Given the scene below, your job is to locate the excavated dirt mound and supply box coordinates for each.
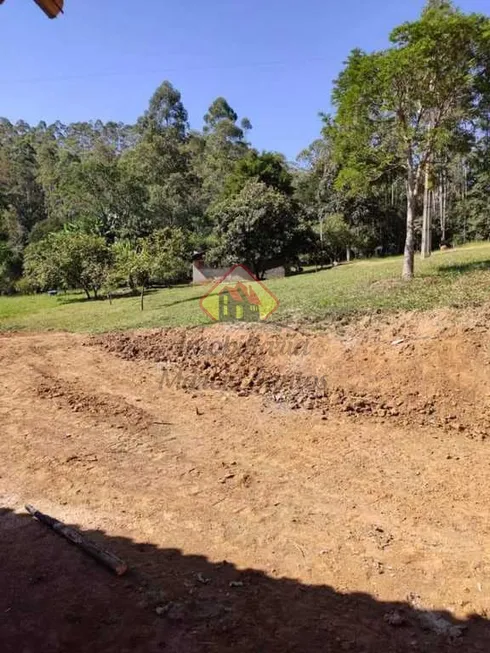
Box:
[94,310,490,440]
[94,327,328,410]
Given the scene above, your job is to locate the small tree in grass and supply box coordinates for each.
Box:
[111,239,154,310]
[149,227,190,285]
[111,228,190,310]
[321,214,356,264]
[24,231,111,299]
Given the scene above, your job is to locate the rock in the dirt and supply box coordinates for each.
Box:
[193,600,231,621]
[407,593,466,639]
[384,610,405,627]
[196,572,211,585]
[166,602,187,621]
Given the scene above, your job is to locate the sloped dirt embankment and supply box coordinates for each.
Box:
[94,309,490,440]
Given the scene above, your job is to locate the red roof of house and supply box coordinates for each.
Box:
[218,282,261,306]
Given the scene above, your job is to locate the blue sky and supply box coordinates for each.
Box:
[2,0,489,158]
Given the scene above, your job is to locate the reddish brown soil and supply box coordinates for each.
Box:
[1,315,490,652]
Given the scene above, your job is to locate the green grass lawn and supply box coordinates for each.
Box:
[2,242,490,333]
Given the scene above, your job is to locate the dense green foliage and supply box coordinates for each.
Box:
[107,228,190,309]
[24,231,111,299]
[208,181,307,278]
[0,81,309,295]
[1,1,490,295]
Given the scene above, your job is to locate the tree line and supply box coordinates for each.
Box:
[1,0,490,297]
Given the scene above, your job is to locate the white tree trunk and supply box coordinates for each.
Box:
[403,179,417,279]
[421,164,432,259]
[441,175,447,243]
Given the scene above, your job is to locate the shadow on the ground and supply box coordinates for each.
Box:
[284,264,341,278]
[0,507,488,653]
[435,259,490,276]
[56,288,202,310]
[56,289,161,306]
[158,294,202,309]
[284,267,322,277]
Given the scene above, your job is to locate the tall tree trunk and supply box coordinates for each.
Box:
[140,286,145,311]
[319,216,324,268]
[439,181,444,243]
[402,177,417,280]
[441,172,447,241]
[346,247,351,262]
[421,164,432,259]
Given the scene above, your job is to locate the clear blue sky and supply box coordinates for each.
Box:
[1,0,488,159]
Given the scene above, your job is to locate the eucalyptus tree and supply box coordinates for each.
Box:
[332,2,490,277]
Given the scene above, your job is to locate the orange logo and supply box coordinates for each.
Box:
[200,264,279,322]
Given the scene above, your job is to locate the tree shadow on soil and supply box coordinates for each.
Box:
[1,507,488,653]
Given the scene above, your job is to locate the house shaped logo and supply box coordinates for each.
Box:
[200,264,279,322]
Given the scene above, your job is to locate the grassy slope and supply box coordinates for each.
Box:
[1,243,490,333]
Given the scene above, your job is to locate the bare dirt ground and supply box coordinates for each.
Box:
[1,311,490,652]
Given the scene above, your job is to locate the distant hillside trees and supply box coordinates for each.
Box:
[2,0,490,294]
